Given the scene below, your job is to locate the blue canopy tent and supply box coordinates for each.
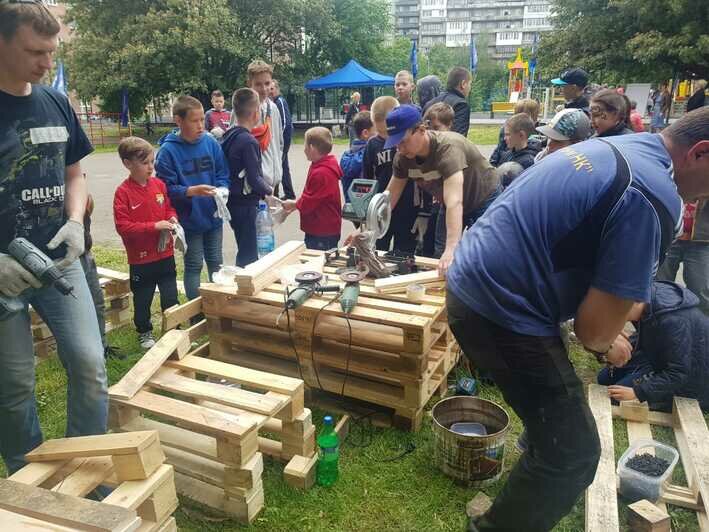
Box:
[305,59,394,90]
[296,60,394,126]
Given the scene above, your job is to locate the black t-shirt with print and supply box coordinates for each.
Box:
[0,85,93,257]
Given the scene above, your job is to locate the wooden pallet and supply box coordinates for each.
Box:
[108,329,317,522]
[32,269,133,359]
[586,385,709,532]
[5,431,177,531]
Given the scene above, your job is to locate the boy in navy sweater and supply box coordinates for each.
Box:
[222,88,273,266]
[340,111,374,203]
[155,95,230,300]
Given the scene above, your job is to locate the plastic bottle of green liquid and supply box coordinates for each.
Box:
[316,415,339,486]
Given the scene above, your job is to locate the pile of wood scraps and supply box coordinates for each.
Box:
[33,268,133,359]
[107,327,317,523]
[586,385,709,532]
[4,430,177,531]
[234,241,306,296]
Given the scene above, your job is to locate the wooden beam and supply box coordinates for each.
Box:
[627,499,670,532]
[103,464,174,511]
[0,479,140,532]
[96,267,130,282]
[109,329,190,400]
[611,406,675,428]
[8,460,69,486]
[673,397,709,511]
[586,384,620,532]
[161,298,203,332]
[234,241,306,295]
[51,456,114,497]
[25,431,158,462]
[373,270,443,293]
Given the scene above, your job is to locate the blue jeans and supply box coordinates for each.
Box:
[305,234,340,251]
[229,205,258,268]
[597,350,652,388]
[656,240,709,315]
[0,261,107,473]
[184,225,223,300]
[434,186,502,257]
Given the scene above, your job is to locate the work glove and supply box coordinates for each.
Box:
[173,223,188,254]
[157,229,171,252]
[210,127,225,139]
[213,187,231,222]
[0,253,42,297]
[47,219,85,270]
[410,215,430,244]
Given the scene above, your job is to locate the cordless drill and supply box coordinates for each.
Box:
[0,238,75,321]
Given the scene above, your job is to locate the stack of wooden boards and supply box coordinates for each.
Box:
[33,267,132,359]
[195,244,459,431]
[586,385,709,532]
[2,431,177,531]
[107,327,317,523]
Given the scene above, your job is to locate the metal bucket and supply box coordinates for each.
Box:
[432,396,510,487]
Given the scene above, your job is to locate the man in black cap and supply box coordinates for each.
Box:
[552,67,590,115]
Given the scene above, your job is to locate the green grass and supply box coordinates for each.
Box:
[6,245,707,531]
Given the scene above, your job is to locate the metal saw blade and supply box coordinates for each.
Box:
[366,190,391,240]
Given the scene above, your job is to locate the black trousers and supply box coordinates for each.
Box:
[129,256,179,334]
[447,291,601,532]
[229,204,258,267]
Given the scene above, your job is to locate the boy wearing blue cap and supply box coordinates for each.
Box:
[551,67,590,115]
[378,104,499,275]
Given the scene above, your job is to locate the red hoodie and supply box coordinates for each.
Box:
[296,154,343,237]
[114,177,177,265]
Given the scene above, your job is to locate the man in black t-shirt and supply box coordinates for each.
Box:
[0,2,107,473]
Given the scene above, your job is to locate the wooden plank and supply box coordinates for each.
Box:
[283,454,318,490]
[661,484,703,511]
[627,499,670,532]
[0,479,140,532]
[673,397,709,508]
[113,390,257,441]
[0,506,114,532]
[586,384,620,532]
[103,464,174,511]
[112,438,166,482]
[165,354,303,396]
[185,319,207,342]
[96,267,131,282]
[612,406,675,428]
[8,460,69,486]
[234,241,306,295]
[51,456,114,497]
[161,297,203,331]
[373,270,443,293]
[620,400,650,423]
[147,367,284,418]
[136,476,178,525]
[109,330,191,400]
[26,431,158,462]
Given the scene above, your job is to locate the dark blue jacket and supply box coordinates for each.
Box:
[340,139,367,202]
[632,281,709,411]
[221,126,273,207]
[273,95,293,141]
[155,130,229,233]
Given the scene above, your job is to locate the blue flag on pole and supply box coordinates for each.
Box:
[470,37,478,73]
[410,39,418,79]
[120,88,130,127]
[529,33,539,81]
[51,61,67,95]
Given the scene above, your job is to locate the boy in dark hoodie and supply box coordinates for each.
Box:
[496,113,540,187]
[340,111,374,203]
[363,97,419,254]
[221,88,273,267]
[282,127,342,250]
[598,281,709,412]
[155,95,230,300]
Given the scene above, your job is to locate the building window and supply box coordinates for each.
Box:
[44,0,58,5]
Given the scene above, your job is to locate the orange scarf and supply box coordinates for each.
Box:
[251,105,272,152]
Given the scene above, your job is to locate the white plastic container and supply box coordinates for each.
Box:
[617,438,679,503]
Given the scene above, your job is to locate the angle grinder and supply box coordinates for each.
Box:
[285,271,340,310]
[338,266,369,314]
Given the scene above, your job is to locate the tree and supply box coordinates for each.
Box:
[538,0,709,84]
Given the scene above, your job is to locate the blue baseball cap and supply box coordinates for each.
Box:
[384,105,422,149]
[551,68,589,87]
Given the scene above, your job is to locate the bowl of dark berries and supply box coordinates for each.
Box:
[617,439,679,503]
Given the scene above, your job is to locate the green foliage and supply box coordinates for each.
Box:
[538,0,709,84]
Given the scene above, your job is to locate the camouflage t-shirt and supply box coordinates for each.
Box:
[0,85,93,256]
[393,131,498,215]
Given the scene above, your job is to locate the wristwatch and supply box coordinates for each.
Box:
[585,344,612,364]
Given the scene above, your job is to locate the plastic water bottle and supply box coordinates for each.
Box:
[316,415,339,487]
[255,200,275,259]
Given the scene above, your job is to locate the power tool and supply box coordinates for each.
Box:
[0,238,76,321]
[285,271,340,310]
[342,179,391,250]
[338,266,369,314]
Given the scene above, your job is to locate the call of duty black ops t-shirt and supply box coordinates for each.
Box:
[0,84,93,258]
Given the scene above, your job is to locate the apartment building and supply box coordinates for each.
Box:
[394,0,552,62]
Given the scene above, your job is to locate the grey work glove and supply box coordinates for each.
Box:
[158,229,171,252]
[410,215,430,244]
[47,219,85,270]
[173,223,187,254]
[213,187,231,222]
[0,253,42,297]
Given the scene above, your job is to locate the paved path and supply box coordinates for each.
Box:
[84,143,494,264]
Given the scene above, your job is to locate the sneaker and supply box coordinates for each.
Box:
[138,332,156,349]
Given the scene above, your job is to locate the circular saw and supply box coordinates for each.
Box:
[342,178,391,244]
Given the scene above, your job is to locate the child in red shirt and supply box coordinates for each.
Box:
[114,137,179,349]
[283,127,343,250]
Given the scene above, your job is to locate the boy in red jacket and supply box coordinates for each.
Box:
[283,127,343,250]
[114,137,180,349]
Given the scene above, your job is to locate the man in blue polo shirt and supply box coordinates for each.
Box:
[449,108,709,532]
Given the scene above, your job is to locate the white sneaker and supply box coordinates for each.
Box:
[139,332,156,349]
